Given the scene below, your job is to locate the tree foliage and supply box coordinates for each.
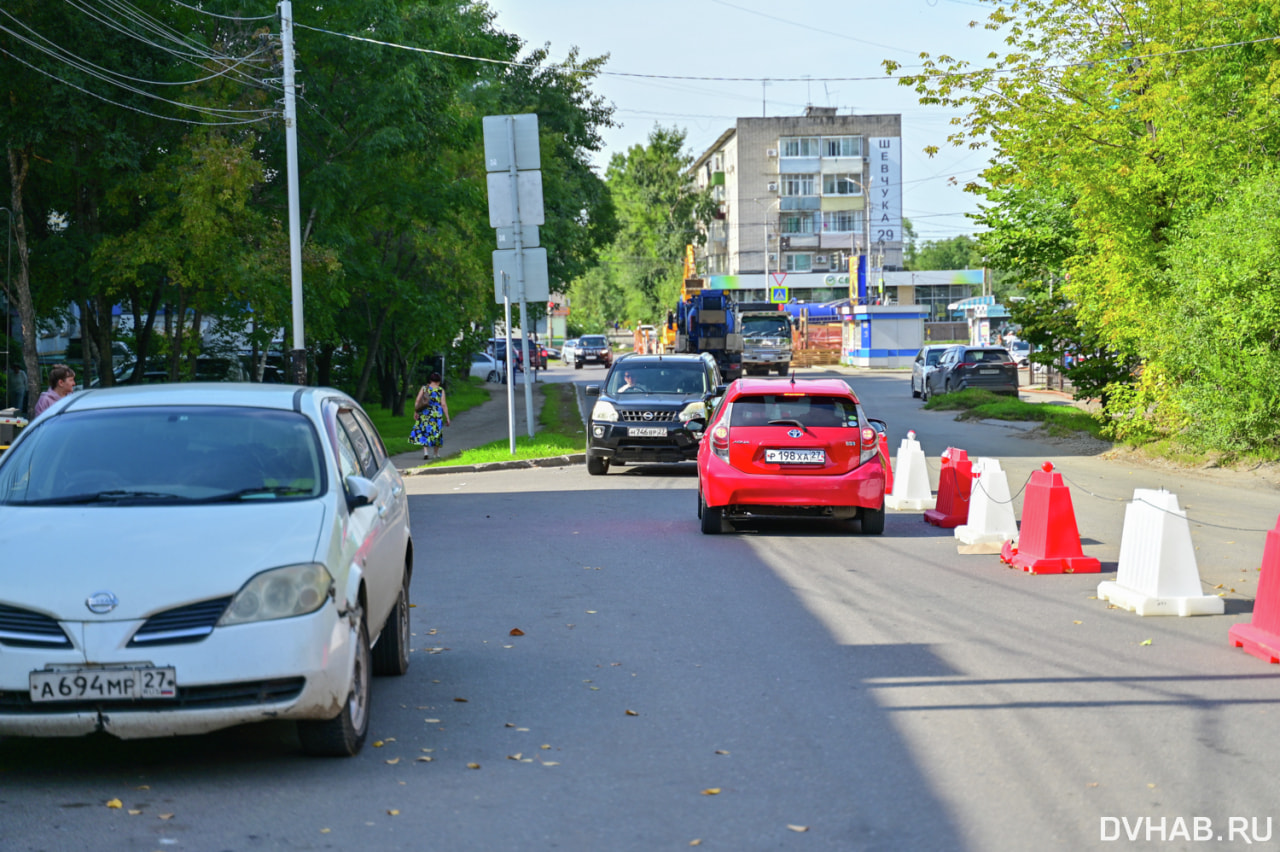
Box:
[891,0,1280,450]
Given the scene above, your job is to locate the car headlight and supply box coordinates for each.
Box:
[678,401,707,422]
[591,400,619,422]
[218,563,334,626]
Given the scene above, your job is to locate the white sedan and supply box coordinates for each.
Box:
[0,383,413,756]
[561,339,579,364]
[469,351,502,382]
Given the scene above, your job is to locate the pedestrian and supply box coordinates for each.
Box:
[410,372,451,461]
[33,364,75,418]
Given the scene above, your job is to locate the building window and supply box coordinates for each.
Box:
[782,174,816,196]
[781,213,816,234]
[824,136,862,158]
[785,254,812,272]
[822,174,863,196]
[780,137,821,157]
[822,210,863,233]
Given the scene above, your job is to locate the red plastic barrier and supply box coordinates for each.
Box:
[924,448,972,529]
[1229,517,1280,664]
[1000,462,1100,574]
[878,432,894,497]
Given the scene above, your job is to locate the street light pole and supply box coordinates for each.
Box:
[0,207,11,408]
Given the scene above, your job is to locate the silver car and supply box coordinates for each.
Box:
[911,345,952,399]
[0,383,412,756]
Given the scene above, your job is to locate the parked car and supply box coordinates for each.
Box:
[561,339,579,364]
[1008,340,1032,367]
[911,345,952,399]
[923,345,1019,401]
[574,334,613,369]
[0,383,413,756]
[697,377,887,535]
[469,352,502,383]
[487,338,547,371]
[584,353,721,475]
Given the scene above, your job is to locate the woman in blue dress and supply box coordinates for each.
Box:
[410,373,451,460]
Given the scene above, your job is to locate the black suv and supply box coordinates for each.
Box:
[584,353,722,475]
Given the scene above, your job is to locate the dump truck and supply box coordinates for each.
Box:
[666,282,742,381]
[735,301,794,376]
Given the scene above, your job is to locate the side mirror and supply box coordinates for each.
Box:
[686,417,706,434]
[585,385,601,397]
[345,475,380,512]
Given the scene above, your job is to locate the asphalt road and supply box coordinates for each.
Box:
[3,368,1278,852]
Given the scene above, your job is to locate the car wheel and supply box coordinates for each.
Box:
[587,454,609,475]
[697,488,702,519]
[298,613,371,757]
[574,362,583,370]
[911,377,921,399]
[776,364,788,376]
[371,570,411,677]
[486,370,500,383]
[860,503,886,535]
[921,382,930,403]
[700,493,725,535]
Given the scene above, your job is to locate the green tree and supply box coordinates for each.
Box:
[892,0,1280,447]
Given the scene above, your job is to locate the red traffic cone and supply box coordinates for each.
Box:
[1001,462,1100,574]
[1229,517,1280,664]
[924,448,972,529]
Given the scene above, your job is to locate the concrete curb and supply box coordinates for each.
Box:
[400,453,585,476]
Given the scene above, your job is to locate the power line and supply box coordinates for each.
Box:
[165,0,277,21]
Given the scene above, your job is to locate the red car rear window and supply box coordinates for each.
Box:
[728,394,859,429]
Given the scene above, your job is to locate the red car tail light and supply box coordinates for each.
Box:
[860,426,877,448]
[711,424,730,461]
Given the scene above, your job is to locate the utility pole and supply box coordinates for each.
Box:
[279,0,306,385]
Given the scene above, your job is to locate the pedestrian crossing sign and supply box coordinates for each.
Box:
[769,286,789,303]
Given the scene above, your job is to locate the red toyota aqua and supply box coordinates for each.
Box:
[696,377,888,535]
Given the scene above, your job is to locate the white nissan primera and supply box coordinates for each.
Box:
[0,383,413,756]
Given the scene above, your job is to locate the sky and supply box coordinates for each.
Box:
[483,0,1007,244]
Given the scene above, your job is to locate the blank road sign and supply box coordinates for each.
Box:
[487,171,545,228]
[493,248,549,303]
[482,114,541,172]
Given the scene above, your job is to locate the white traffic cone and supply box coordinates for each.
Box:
[955,457,1019,552]
[885,431,936,511]
[1098,489,1224,616]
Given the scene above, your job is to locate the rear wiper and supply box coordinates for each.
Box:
[767,418,812,434]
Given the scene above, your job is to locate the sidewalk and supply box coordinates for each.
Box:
[389,382,567,476]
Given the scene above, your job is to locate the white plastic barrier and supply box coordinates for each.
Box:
[1097,489,1224,616]
[885,431,936,511]
[955,457,1019,547]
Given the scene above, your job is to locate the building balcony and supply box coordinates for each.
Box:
[780,196,820,211]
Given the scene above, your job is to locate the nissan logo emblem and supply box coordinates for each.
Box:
[86,591,119,614]
[643,411,655,421]
[788,429,803,438]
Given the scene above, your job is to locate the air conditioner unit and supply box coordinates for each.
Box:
[766,182,778,192]
[815,255,828,264]
[768,253,778,263]
[766,148,778,157]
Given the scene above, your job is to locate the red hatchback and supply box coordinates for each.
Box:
[696,378,888,535]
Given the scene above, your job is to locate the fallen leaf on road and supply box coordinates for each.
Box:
[158,813,174,820]
[105,799,122,809]
[136,786,149,791]
[128,810,141,816]
[416,756,433,762]
[625,709,638,716]
[424,718,441,723]
[385,758,400,765]
[701,788,721,796]
[787,825,809,833]
[1140,639,1152,646]
[1073,620,1082,625]
[454,697,468,703]
[715,750,730,755]
[541,744,551,750]
[387,809,400,816]
[509,628,525,636]
[320,828,331,833]
[508,754,523,761]
[541,761,560,766]
[690,840,702,846]
[373,740,385,747]
[467,763,481,770]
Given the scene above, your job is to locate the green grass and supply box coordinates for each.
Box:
[924,388,1106,439]
[431,381,584,466]
[363,377,492,456]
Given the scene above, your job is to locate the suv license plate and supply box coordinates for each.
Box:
[628,427,666,437]
[30,667,177,702]
[980,368,999,374]
[766,449,825,464]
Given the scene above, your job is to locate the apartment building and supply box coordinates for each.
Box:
[690,107,903,303]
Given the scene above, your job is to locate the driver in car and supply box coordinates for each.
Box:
[619,370,642,392]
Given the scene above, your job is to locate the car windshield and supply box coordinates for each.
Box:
[1010,341,1030,353]
[0,406,325,506]
[925,349,944,366]
[581,336,607,348]
[741,316,792,339]
[608,364,707,396]
[728,394,859,428]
